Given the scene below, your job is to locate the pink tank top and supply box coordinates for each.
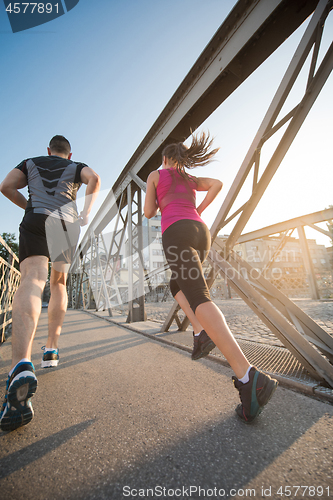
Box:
[156,168,204,233]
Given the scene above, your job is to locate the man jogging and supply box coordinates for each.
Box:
[0,135,100,432]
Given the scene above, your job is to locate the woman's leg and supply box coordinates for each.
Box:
[174,290,203,334]
[163,221,247,373]
[163,221,277,421]
[169,249,249,375]
[195,301,250,379]
[174,289,215,360]
[163,222,249,377]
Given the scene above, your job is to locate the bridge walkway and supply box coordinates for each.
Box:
[0,309,332,499]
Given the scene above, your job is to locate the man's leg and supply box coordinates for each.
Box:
[11,255,49,369]
[46,263,68,349]
[1,255,48,431]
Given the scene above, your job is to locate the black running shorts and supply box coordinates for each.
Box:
[19,211,80,265]
[162,219,212,313]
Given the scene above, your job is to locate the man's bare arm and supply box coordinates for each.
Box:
[0,169,28,210]
[79,166,101,226]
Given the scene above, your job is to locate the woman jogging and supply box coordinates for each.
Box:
[144,132,278,423]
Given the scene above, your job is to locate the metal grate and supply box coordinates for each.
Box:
[230,340,315,383]
[213,339,333,402]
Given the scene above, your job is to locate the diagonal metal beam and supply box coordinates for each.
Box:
[208,247,333,387]
[238,208,333,242]
[225,249,333,355]
[225,40,333,253]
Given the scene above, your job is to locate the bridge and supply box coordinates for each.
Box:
[1,0,333,390]
[67,0,333,388]
[1,0,333,494]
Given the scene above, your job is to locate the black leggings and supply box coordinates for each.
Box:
[162,219,212,313]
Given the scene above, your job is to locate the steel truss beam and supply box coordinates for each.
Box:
[164,0,332,326]
[94,193,128,315]
[238,208,333,242]
[208,246,333,388]
[211,0,332,246]
[261,229,295,275]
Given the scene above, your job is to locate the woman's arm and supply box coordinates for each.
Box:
[0,169,28,210]
[195,177,223,215]
[144,170,160,219]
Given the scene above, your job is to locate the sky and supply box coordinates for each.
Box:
[0,0,332,249]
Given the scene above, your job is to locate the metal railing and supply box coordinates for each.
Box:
[0,235,20,343]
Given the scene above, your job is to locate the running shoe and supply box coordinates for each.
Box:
[41,346,59,368]
[232,367,278,423]
[191,330,215,360]
[0,361,37,432]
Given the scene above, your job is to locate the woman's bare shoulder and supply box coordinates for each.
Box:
[147,170,160,180]
[147,169,160,186]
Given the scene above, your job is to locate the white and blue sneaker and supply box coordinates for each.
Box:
[0,361,37,432]
[41,346,59,368]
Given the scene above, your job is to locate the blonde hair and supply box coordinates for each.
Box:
[162,131,219,181]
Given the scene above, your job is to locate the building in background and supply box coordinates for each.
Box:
[225,235,332,298]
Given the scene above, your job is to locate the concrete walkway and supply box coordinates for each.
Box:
[0,309,332,500]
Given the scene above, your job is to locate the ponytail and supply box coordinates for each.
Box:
[162,131,219,181]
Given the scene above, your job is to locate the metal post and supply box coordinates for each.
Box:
[127,183,134,322]
[136,188,146,321]
[297,226,320,300]
[88,233,94,309]
[95,234,113,314]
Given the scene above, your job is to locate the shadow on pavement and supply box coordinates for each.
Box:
[0,419,96,479]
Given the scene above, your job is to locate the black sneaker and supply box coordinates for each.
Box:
[232,367,278,423]
[0,361,37,432]
[191,330,215,360]
[41,346,59,368]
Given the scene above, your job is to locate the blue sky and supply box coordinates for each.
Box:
[0,0,332,248]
